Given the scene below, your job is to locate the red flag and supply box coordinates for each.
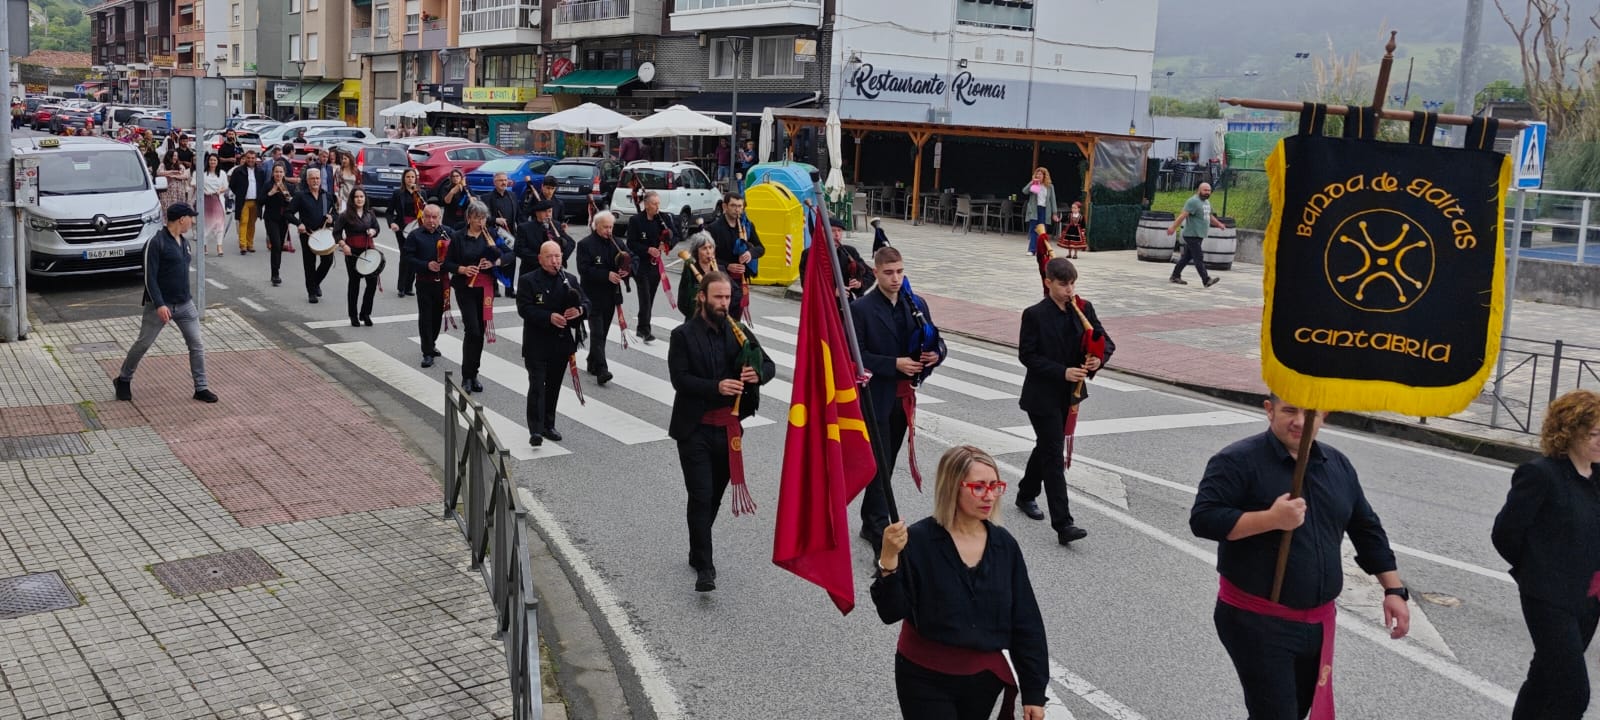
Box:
[772,209,877,615]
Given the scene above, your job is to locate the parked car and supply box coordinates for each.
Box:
[405,142,507,197]
[238,120,282,135]
[465,155,557,200]
[49,109,95,134]
[331,142,415,211]
[104,105,163,130]
[21,97,62,126]
[204,129,263,154]
[132,114,173,140]
[380,136,472,148]
[30,104,62,131]
[610,161,721,228]
[13,136,165,277]
[544,157,623,223]
[257,119,346,153]
[305,126,381,144]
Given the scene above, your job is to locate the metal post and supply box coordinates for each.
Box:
[1578,196,1590,266]
[444,372,458,518]
[1550,340,1564,405]
[297,64,305,121]
[1490,188,1527,427]
[728,36,748,190]
[0,1,20,342]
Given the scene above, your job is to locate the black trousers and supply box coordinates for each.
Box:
[860,397,908,536]
[587,299,616,374]
[263,217,288,280]
[1017,406,1075,529]
[300,235,334,294]
[524,350,565,435]
[415,281,445,356]
[1173,235,1212,283]
[677,425,731,572]
[1214,600,1323,720]
[455,285,487,381]
[635,267,659,338]
[1512,594,1600,720]
[894,654,1004,720]
[396,229,415,294]
[343,254,379,320]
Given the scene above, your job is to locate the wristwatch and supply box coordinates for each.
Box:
[1383,586,1410,601]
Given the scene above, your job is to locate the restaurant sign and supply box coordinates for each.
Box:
[847,62,1011,108]
[464,86,534,104]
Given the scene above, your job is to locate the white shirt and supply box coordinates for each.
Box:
[244,167,257,200]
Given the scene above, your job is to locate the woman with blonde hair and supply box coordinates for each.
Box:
[1021,167,1059,256]
[871,445,1047,720]
[1494,389,1600,720]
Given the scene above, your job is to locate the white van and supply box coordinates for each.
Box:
[15,136,167,277]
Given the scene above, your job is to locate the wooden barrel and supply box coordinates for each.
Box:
[1135,211,1176,262]
[1169,217,1238,270]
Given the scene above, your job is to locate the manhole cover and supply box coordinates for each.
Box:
[0,433,89,461]
[0,572,79,619]
[68,342,121,354]
[1420,592,1463,608]
[150,549,281,596]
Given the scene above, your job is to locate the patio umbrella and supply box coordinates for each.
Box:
[527,102,633,134]
[618,104,731,138]
[825,109,846,202]
[759,107,774,166]
[378,100,426,119]
[426,101,469,114]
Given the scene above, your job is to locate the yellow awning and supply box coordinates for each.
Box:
[338,79,361,100]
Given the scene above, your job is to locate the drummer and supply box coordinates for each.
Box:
[333,187,382,327]
[291,167,337,304]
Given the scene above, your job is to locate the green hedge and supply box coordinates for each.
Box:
[1088,204,1143,251]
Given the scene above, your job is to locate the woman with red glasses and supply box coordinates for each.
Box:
[871,445,1048,720]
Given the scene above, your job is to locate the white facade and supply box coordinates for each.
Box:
[830,0,1157,135]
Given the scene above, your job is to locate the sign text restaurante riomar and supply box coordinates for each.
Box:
[848,63,1008,107]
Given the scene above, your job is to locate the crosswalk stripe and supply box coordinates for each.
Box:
[308,312,420,329]
[428,335,669,445]
[1000,410,1261,440]
[324,341,558,460]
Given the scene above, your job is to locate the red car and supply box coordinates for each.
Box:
[404,142,508,197]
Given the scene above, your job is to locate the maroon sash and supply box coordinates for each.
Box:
[896,380,924,490]
[700,409,753,516]
[1218,576,1337,720]
[896,622,1018,718]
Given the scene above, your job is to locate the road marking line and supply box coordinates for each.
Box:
[324,342,553,460]
[1050,660,1148,720]
[238,297,267,312]
[308,312,419,329]
[1002,410,1259,439]
[205,278,229,290]
[429,335,668,445]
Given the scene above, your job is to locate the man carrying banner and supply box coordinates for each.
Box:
[668,271,775,592]
[1190,395,1410,719]
[1165,182,1224,288]
[851,246,945,552]
[517,240,589,447]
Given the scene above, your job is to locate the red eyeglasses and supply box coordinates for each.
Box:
[963,480,1008,498]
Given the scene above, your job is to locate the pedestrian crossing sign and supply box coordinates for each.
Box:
[1513,121,1547,189]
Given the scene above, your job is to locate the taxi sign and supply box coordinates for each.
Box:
[38,138,60,148]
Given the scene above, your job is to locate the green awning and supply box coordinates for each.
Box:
[543,70,639,96]
[279,82,339,108]
[175,43,194,53]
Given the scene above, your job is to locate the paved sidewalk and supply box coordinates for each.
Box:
[844,217,1600,454]
[0,309,535,719]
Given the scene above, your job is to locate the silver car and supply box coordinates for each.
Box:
[16,136,166,277]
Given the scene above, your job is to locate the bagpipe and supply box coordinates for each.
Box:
[732,217,756,324]
[610,233,633,350]
[657,225,677,310]
[491,227,517,291]
[1062,294,1108,468]
[560,272,588,406]
[1033,223,1053,294]
[898,278,940,387]
[438,233,458,331]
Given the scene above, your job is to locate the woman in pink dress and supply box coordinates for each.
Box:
[199,154,230,256]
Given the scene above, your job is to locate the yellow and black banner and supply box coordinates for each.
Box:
[1262,105,1511,416]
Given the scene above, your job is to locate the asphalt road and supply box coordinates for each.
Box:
[28,217,1596,720]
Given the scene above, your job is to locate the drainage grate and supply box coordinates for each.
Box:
[0,433,90,461]
[0,572,80,619]
[150,549,281,596]
[68,342,121,354]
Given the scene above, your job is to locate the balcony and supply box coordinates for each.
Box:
[351,25,372,53]
[458,0,540,48]
[402,18,448,49]
[553,0,662,40]
[670,0,817,32]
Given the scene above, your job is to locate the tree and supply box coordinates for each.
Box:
[1475,79,1528,107]
[1148,96,1222,119]
[1492,0,1600,140]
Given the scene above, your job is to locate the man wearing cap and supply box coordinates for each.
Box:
[799,217,871,300]
[114,203,218,404]
[515,200,574,284]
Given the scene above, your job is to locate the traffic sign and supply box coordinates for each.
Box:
[1513,121,1547,190]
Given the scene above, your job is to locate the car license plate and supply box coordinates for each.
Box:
[83,248,125,260]
[563,186,582,193]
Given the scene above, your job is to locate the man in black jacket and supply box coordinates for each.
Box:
[626,190,677,344]
[228,150,267,254]
[1015,258,1113,545]
[291,166,337,303]
[668,271,775,592]
[801,217,871,299]
[703,192,764,318]
[522,175,566,226]
[850,246,945,551]
[517,240,590,447]
[403,204,452,367]
[486,172,521,237]
[575,211,629,386]
[516,200,574,277]
[114,203,218,404]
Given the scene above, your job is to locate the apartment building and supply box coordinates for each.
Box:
[351,0,463,125]
[89,0,176,106]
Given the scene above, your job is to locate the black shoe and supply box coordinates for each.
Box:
[640,332,656,344]
[1057,525,1088,545]
[193,389,219,403]
[858,525,883,554]
[542,429,563,442]
[362,317,373,327]
[596,371,613,387]
[529,434,543,447]
[350,318,361,327]
[315,288,323,298]
[309,295,319,304]
[113,378,132,402]
[271,277,282,286]
[1203,277,1221,288]
[695,568,716,592]
[466,378,485,393]
[1015,499,1045,521]
[1169,277,1189,285]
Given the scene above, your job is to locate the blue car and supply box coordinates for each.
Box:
[466,155,557,200]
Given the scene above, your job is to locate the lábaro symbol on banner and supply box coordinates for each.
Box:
[1326,210,1433,312]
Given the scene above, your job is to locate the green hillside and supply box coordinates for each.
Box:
[26,0,97,54]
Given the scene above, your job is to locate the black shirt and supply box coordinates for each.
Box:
[516,268,589,357]
[141,227,192,308]
[626,210,677,277]
[1017,297,1114,414]
[486,189,520,234]
[403,224,451,282]
[443,229,502,291]
[665,313,774,440]
[1493,456,1600,610]
[1190,431,1398,609]
[869,517,1048,706]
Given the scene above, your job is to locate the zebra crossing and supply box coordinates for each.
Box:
[314,312,1156,461]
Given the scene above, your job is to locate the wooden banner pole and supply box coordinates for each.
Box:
[1371,31,1398,110]
[1269,410,1321,603]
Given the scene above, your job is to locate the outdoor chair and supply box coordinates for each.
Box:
[851,192,870,231]
[952,195,975,233]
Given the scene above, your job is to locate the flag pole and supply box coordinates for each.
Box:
[811,192,899,523]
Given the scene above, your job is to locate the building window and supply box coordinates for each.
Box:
[708,38,736,80]
[956,0,1033,31]
[480,53,538,87]
[289,33,301,61]
[232,43,241,65]
[405,0,419,32]
[583,48,633,71]
[754,36,800,79]
[307,33,318,60]
[974,47,982,61]
[374,5,390,35]
[374,71,399,98]
[461,0,540,33]
[309,0,318,10]
[231,2,240,24]
[446,52,467,81]
[1054,53,1062,66]
[1014,50,1023,63]
[289,0,300,12]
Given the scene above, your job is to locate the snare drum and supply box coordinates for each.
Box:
[355,249,385,276]
[308,229,337,256]
[402,220,420,237]
[497,228,515,249]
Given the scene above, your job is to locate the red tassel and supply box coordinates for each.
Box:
[729,481,757,517]
[1589,571,1600,600]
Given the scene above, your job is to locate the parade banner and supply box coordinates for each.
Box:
[1261,106,1511,417]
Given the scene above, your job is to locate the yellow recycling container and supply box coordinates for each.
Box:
[743,180,806,286]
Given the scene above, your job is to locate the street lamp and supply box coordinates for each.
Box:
[726,35,750,187]
[436,48,452,113]
[292,59,306,120]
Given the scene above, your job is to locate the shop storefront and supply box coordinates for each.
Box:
[338,80,361,124]
[225,78,257,117]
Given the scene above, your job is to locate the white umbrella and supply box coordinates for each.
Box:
[424,101,469,114]
[758,107,774,167]
[527,102,634,134]
[825,109,846,202]
[378,100,426,119]
[618,104,731,138]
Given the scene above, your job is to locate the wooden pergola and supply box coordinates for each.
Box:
[768,110,1151,221]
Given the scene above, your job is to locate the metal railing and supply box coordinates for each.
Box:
[1436,336,1600,435]
[1514,188,1597,266]
[443,372,543,720]
[557,0,628,22]
[675,0,817,8]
